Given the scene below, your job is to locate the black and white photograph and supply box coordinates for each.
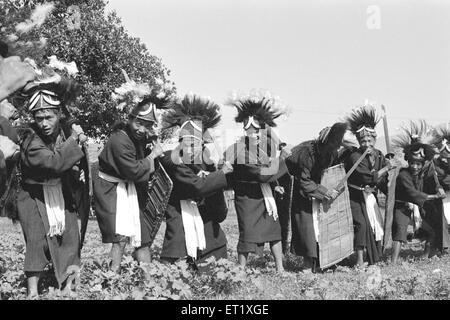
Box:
[0,0,450,306]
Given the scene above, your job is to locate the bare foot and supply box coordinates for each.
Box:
[300,268,313,275]
[62,266,80,295]
[27,291,39,300]
[275,266,285,274]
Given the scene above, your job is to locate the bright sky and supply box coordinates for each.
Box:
[107,0,450,149]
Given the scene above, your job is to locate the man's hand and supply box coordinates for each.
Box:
[0,56,37,101]
[150,140,164,159]
[387,158,401,170]
[274,185,285,195]
[71,124,85,142]
[437,188,447,199]
[325,188,340,201]
[426,194,441,201]
[0,135,19,160]
[280,146,292,160]
[197,170,210,178]
[220,161,233,175]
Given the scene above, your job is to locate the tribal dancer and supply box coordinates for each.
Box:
[159,94,232,270]
[226,96,288,272]
[345,106,397,267]
[391,122,446,263]
[18,80,86,297]
[426,123,450,254]
[285,123,348,272]
[94,93,166,272]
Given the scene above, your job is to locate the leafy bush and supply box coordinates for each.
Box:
[78,257,193,300]
[0,0,176,138]
[192,257,258,296]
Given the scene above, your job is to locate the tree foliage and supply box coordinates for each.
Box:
[0,0,176,138]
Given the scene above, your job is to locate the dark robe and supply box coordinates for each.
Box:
[285,140,336,259]
[93,123,155,245]
[18,123,84,287]
[422,159,450,250]
[159,150,228,264]
[344,148,388,265]
[274,172,294,254]
[435,157,450,190]
[393,168,433,243]
[0,116,19,218]
[228,141,287,254]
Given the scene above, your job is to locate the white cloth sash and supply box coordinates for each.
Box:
[312,198,320,242]
[363,191,384,241]
[260,183,278,221]
[443,191,450,225]
[180,199,206,259]
[42,178,66,237]
[99,171,141,247]
[411,203,422,231]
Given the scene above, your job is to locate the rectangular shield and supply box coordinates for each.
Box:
[142,161,173,247]
[316,163,354,269]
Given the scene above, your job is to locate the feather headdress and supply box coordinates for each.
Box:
[432,122,450,154]
[392,120,436,161]
[163,94,221,141]
[128,89,171,124]
[226,89,288,128]
[20,73,81,112]
[345,105,380,138]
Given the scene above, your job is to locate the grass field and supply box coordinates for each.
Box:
[1,204,450,300]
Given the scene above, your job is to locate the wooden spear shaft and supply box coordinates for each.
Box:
[381,104,399,252]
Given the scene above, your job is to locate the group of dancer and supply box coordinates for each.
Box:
[1,49,449,299]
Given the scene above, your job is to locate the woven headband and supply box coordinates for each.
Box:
[28,90,61,112]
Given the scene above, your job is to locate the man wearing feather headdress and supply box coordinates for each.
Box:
[424,123,450,255]
[226,94,289,272]
[94,92,166,272]
[17,78,87,298]
[344,105,398,267]
[391,122,446,263]
[159,94,232,269]
[285,122,348,272]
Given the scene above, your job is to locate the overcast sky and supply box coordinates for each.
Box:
[107,0,450,148]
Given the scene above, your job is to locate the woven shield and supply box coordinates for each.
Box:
[315,163,354,269]
[142,161,173,246]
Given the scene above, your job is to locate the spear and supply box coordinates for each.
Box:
[381,104,399,252]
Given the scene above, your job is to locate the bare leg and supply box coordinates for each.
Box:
[270,241,284,272]
[422,242,431,259]
[356,247,365,267]
[110,241,127,273]
[391,241,401,264]
[26,272,40,298]
[421,221,436,258]
[134,246,152,280]
[238,253,248,267]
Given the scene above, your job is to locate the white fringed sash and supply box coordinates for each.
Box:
[180,199,206,259]
[42,178,65,237]
[443,191,450,225]
[363,192,384,241]
[260,183,278,221]
[99,171,141,247]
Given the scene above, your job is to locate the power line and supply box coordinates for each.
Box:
[289,108,447,122]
